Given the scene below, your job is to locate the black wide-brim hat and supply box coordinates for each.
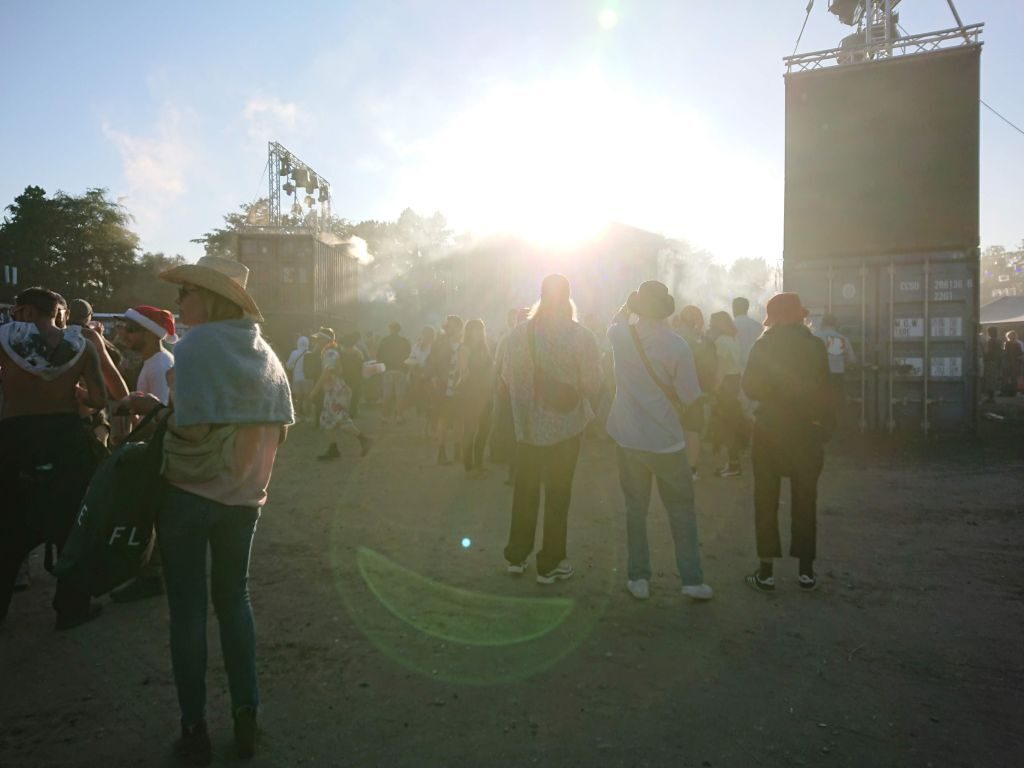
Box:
[628,280,675,320]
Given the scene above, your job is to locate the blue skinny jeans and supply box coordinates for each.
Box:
[158,487,260,725]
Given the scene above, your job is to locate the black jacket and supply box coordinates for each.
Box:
[743,324,834,436]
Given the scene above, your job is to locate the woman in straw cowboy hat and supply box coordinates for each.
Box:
[119,255,293,764]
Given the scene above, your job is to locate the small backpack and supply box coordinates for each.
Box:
[54,409,168,597]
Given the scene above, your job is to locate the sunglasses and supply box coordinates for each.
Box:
[177,285,202,301]
[122,321,144,334]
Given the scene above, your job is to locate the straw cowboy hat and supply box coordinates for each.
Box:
[160,256,264,322]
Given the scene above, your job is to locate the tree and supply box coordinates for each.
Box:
[0,186,140,305]
[107,252,187,311]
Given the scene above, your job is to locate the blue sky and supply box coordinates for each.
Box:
[1,1,1020,264]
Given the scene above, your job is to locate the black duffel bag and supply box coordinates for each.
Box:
[54,407,169,597]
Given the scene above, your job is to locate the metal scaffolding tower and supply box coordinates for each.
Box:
[267,141,332,228]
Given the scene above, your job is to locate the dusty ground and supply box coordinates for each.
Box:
[2,399,1022,768]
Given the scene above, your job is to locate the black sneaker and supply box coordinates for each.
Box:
[536,560,574,585]
[110,576,164,603]
[358,435,373,457]
[178,720,212,766]
[716,465,741,478]
[744,570,775,593]
[234,706,258,759]
[798,573,818,591]
[317,443,341,461]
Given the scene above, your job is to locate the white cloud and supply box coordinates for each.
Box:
[102,103,196,231]
[242,96,303,142]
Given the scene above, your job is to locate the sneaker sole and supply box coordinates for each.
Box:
[744,576,775,593]
[681,590,713,601]
[536,571,573,585]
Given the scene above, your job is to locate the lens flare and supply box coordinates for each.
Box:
[598,9,619,30]
[461,537,471,548]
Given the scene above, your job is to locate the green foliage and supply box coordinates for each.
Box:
[108,251,187,311]
[0,185,185,311]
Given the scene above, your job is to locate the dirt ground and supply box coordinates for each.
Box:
[2,399,1022,768]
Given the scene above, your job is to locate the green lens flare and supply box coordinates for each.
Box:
[357,547,574,646]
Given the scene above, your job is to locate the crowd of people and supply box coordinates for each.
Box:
[982,325,1024,402]
[2,262,842,765]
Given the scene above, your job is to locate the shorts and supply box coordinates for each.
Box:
[382,370,407,400]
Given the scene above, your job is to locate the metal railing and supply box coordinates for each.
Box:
[783,23,983,73]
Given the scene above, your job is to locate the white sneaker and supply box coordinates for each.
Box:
[681,584,714,601]
[536,560,574,585]
[627,579,650,600]
[507,561,528,575]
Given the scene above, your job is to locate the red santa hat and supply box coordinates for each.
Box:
[124,305,178,343]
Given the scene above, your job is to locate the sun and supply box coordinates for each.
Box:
[598,9,619,30]
[401,72,774,263]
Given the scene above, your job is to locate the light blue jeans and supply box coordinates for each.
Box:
[158,487,260,725]
[616,446,704,587]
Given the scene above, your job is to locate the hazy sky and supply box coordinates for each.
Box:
[1,1,1020,264]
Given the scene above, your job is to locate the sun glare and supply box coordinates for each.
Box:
[598,9,619,30]
[396,73,777,262]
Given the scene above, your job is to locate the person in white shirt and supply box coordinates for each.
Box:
[732,296,763,370]
[607,281,713,602]
[814,315,857,407]
[123,305,177,405]
[110,304,177,604]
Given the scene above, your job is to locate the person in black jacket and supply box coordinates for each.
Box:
[742,293,834,592]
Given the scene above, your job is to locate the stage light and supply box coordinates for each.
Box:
[304,174,318,194]
[318,187,329,203]
[283,182,296,195]
[303,194,315,207]
[829,0,865,26]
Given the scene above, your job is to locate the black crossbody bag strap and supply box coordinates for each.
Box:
[629,325,684,411]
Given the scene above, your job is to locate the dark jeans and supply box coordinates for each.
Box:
[504,434,581,575]
[712,375,746,465]
[0,414,95,622]
[751,425,824,561]
[462,399,493,470]
[158,487,260,725]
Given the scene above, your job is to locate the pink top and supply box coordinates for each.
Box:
[171,425,281,508]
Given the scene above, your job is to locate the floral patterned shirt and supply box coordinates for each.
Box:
[499,319,601,446]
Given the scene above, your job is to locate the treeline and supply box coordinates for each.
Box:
[0,186,184,311]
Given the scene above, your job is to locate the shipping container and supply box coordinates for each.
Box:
[229,231,359,352]
[784,252,979,434]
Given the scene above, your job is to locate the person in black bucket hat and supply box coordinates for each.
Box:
[606,281,713,603]
[627,280,676,320]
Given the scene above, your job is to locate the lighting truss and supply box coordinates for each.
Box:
[267,140,332,228]
[784,23,983,73]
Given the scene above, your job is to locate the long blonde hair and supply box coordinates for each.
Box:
[529,274,577,324]
[200,287,245,322]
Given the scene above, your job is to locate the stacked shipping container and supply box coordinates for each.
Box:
[784,46,981,434]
